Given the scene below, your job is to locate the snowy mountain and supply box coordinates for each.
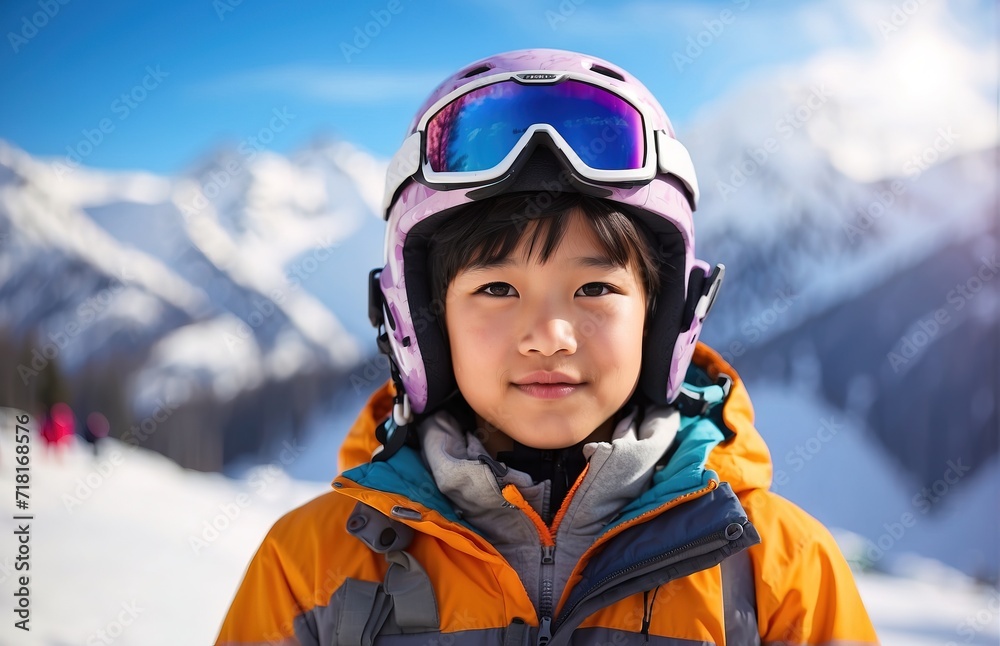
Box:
[0,137,385,470]
[683,50,998,499]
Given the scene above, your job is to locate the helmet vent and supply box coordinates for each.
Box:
[461,64,493,78]
[589,63,625,82]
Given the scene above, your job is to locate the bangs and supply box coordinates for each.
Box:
[428,193,662,313]
[465,200,639,272]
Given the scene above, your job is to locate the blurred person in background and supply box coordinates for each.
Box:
[41,401,75,454]
[84,411,110,455]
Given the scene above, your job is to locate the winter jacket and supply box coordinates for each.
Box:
[216,343,879,645]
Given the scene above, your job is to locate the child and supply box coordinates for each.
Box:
[217,49,878,645]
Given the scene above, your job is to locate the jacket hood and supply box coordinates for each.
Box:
[694,343,774,496]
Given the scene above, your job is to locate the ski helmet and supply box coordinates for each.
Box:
[370,49,723,427]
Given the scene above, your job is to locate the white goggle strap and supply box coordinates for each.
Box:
[655,131,699,210]
[382,132,422,220]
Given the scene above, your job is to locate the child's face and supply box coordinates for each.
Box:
[444,208,647,450]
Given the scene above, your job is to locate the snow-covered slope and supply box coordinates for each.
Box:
[747,379,999,582]
[0,139,375,401]
[1,408,997,646]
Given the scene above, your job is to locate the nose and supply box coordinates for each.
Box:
[518,312,578,357]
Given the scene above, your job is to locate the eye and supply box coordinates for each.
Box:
[577,283,613,297]
[477,282,518,297]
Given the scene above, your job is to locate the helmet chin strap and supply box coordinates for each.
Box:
[371,373,413,463]
[370,358,414,462]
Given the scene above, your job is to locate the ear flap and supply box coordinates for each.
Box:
[642,262,725,405]
[638,227,687,406]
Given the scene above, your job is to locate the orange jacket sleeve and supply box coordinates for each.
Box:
[747,490,880,644]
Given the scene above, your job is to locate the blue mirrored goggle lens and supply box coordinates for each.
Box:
[425,80,645,174]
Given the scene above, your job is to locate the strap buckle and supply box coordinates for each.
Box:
[676,373,733,417]
[694,263,725,323]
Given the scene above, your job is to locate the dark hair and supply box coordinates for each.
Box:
[427,193,661,317]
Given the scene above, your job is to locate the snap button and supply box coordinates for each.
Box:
[346,514,368,532]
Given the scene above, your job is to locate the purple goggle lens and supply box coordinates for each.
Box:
[425,79,646,174]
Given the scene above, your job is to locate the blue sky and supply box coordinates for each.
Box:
[0,0,994,174]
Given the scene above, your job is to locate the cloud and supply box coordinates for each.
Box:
[192,65,449,104]
[674,0,996,182]
[794,0,998,180]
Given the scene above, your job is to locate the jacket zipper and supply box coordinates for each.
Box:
[551,523,746,638]
[537,545,555,645]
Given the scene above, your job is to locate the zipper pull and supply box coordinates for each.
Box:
[540,545,555,565]
[536,616,552,646]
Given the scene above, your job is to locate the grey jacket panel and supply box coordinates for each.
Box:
[722,547,760,645]
[420,406,679,614]
[547,487,761,646]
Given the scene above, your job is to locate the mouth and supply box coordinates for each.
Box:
[512,372,583,399]
[514,383,581,399]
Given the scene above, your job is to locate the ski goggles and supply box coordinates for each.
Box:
[382,71,699,216]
